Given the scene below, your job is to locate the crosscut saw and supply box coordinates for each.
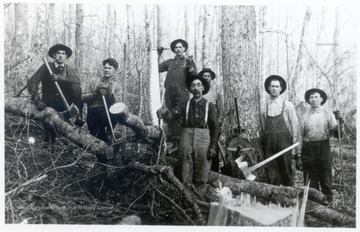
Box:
[149,48,163,126]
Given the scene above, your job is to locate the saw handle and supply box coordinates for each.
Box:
[43,58,71,111]
[250,142,299,172]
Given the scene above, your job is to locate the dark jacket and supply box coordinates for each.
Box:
[27,62,80,107]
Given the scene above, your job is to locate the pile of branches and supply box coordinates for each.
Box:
[4,114,214,225]
[4,97,356,227]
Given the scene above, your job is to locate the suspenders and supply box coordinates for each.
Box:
[185,99,209,127]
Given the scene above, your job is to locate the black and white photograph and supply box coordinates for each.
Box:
[1,0,358,230]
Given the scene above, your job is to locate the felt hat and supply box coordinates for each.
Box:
[102,58,119,69]
[199,68,216,80]
[170,39,188,52]
[48,44,72,59]
[186,75,210,95]
[264,75,287,95]
[304,88,327,105]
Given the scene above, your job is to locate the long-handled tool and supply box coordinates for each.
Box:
[102,95,117,143]
[14,85,28,97]
[237,142,299,181]
[43,58,79,118]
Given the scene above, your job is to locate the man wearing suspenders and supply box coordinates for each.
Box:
[179,75,220,195]
[157,75,220,195]
[260,75,300,186]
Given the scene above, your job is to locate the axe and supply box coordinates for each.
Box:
[236,142,299,181]
[102,95,117,143]
[43,58,79,119]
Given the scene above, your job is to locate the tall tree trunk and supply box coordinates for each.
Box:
[13,3,29,94]
[289,7,311,102]
[184,5,191,56]
[221,6,261,166]
[46,4,55,46]
[202,5,210,68]
[75,4,84,75]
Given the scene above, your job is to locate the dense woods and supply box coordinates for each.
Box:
[3,2,357,228]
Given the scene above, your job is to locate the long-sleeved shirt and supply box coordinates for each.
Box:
[296,107,338,153]
[27,62,80,104]
[182,97,220,150]
[159,55,197,90]
[260,97,299,145]
[82,76,123,108]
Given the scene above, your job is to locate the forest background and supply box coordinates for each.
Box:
[2,1,357,142]
[1,0,359,228]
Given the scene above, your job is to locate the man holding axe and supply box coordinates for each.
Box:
[296,88,344,204]
[260,75,301,186]
[82,58,122,148]
[27,44,84,144]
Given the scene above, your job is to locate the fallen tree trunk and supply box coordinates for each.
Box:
[5,96,114,159]
[163,156,354,227]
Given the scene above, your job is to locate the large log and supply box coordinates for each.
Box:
[5,96,114,159]
[164,157,354,227]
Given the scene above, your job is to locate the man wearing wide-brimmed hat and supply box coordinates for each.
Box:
[260,75,300,186]
[158,39,198,145]
[296,88,344,204]
[200,67,224,172]
[82,58,123,149]
[158,75,220,195]
[27,44,84,143]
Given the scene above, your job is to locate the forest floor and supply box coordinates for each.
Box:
[3,113,357,227]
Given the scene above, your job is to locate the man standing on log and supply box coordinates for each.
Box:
[27,44,84,144]
[82,58,122,148]
[158,39,198,147]
[158,75,220,195]
[260,75,301,186]
[200,68,224,172]
[296,88,344,204]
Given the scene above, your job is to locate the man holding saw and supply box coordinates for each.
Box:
[157,39,198,146]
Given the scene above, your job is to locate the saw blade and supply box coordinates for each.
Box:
[149,48,162,125]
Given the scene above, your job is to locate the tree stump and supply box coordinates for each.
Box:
[208,192,297,226]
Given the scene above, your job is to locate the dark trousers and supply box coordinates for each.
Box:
[164,85,189,141]
[302,140,333,202]
[43,83,82,144]
[87,106,114,144]
[263,133,293,186]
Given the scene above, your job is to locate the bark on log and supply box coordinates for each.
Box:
[110,102,161,141]
[165,155,326,204]
[5,96,114,159]
[164,156,354,227]
[306,201,355,227]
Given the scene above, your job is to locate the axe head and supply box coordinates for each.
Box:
[235,158,256,181]
[61,103,79,120]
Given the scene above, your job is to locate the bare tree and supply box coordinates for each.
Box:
[75,4,84,75]
[221,5,261,164]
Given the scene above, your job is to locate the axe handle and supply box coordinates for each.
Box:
[15,85,28,97]
[102,95,116,143]
[250,142,299,172]
[43,58,71,111]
